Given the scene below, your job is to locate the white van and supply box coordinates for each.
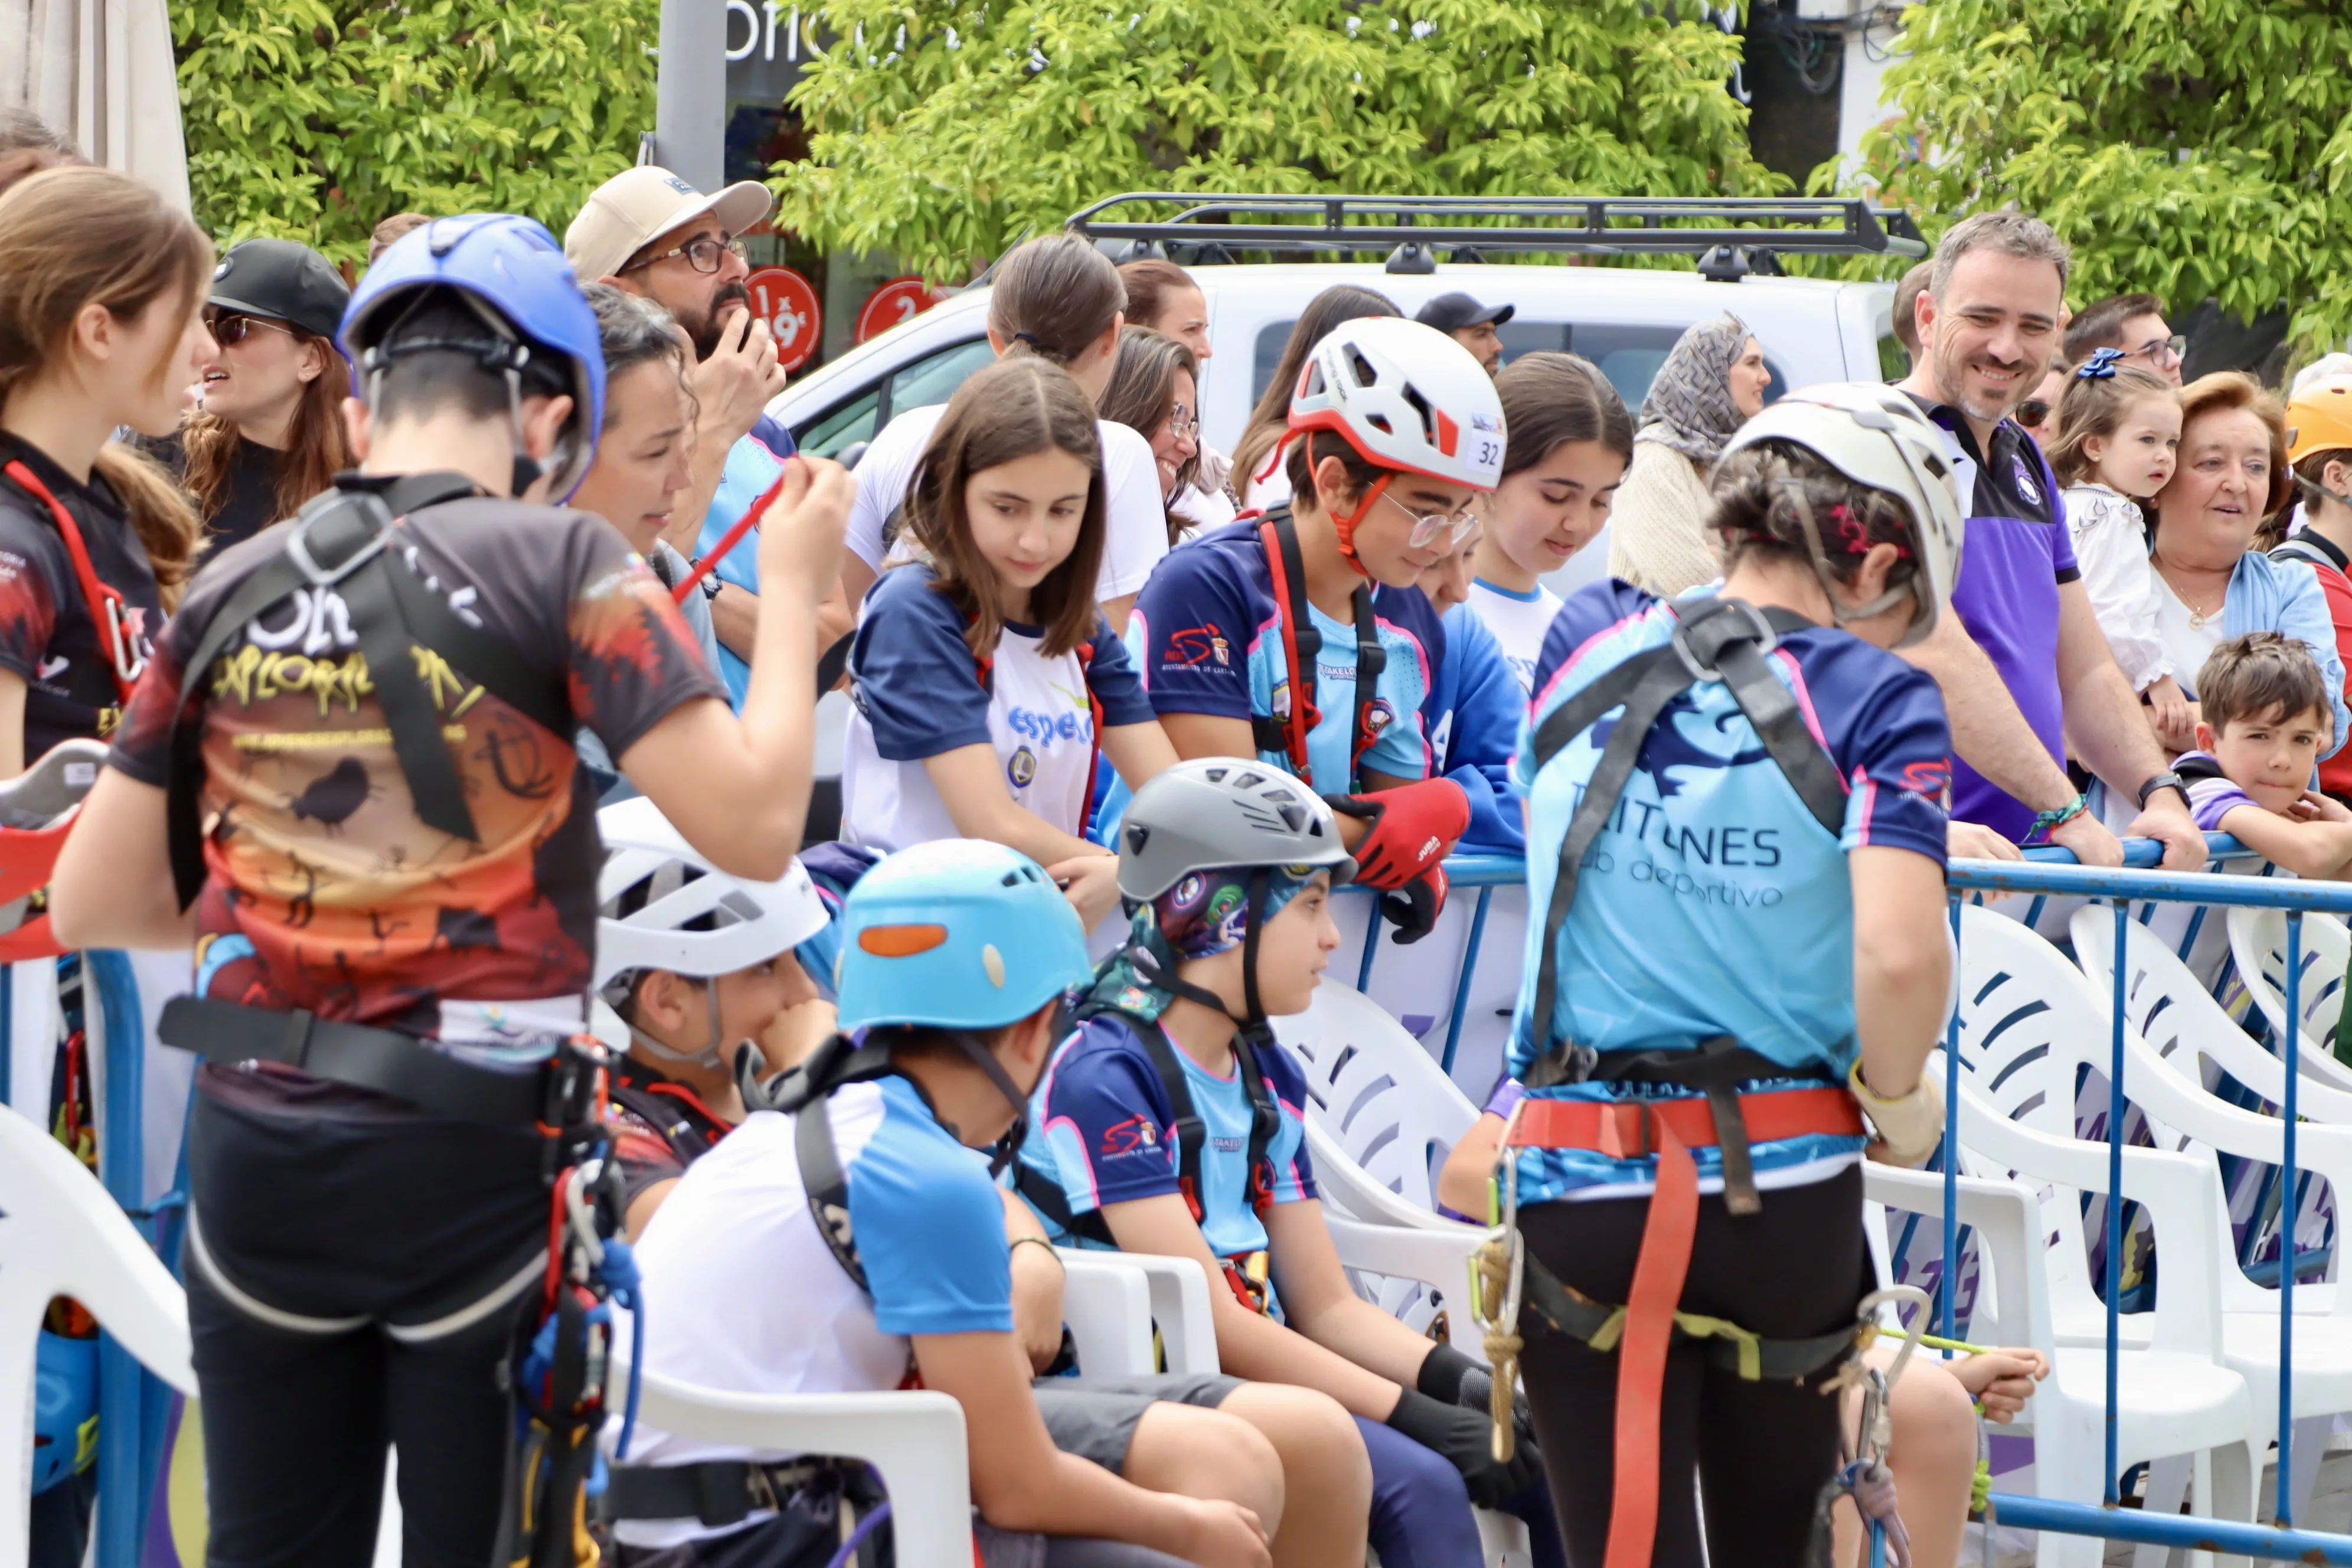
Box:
[769,194,1919,465]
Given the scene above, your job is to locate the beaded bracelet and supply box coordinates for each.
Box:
[2032,793,2088,833]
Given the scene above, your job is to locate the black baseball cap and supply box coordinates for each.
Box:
[1415,292,1515,333]
[208,238,352,345]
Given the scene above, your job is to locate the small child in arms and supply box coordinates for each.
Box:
[2174,631,2352,878]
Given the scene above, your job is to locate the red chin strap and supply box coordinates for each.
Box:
[1328,471,1393,582]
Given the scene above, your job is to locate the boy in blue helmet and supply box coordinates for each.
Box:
[1016,759,1563,1567]
[607,839,1279,1568]
[50,214,854,1567]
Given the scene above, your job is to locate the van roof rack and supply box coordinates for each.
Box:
[1066,192,1927,276]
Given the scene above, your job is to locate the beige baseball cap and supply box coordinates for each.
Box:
[564,165,776,282]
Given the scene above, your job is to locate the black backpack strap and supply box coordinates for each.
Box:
[1523,597,1845,1085]
[1012,1158,1116,1246]
[164,478,569,909]
[1231,1029,1284,1213]
[795,1092,869,1293]
[749,1031,917,1295]
[1133,1018,1212,1224]
[607,1080,718,1168]
[1344,581,1386,791]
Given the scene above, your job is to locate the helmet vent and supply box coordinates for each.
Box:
[1234,770,1266,789]
[1277,803,1308,832]
[1402,384,1438,446]
[1204,767,1228,783]
[1348,349,1380,388]
[1125,825,1150,854]
[1001,871,1023,887]
[1366,414,1394,435]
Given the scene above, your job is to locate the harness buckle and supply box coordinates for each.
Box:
[1670,598,1778,685]
[285,502,394,588]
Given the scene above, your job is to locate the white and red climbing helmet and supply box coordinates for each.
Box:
[1285,316,1505,566]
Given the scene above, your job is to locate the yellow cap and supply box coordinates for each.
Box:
[2286,376,2352,465]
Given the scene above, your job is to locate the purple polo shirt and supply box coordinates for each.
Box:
[1907,396,2077,841]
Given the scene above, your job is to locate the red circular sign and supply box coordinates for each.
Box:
[855,276,944,345]
[744,266,822,373]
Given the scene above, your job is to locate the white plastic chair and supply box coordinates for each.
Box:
[1947,907,2262,1557]
[2225,907,2352,1091]
[0,1106,195,1562]
[610,1358,976,1567]
[1275,980,1488,1339]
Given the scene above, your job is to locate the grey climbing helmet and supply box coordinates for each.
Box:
[1117,758,1357,903]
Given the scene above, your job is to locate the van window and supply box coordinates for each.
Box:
[1250,318,1783,420]
[792,337,995,459]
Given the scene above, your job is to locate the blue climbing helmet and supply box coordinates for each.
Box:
[836,840,1093,1034]
[339,214,606,500]
[32,1329,96,1494]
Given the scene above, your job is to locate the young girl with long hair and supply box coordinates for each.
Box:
[2049,354,2188,747]
[157,237,354,550]
[1468,352,1634,689]
[839,356,1177,927]
[0,164,209,776]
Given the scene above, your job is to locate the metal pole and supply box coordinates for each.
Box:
[655,0,727,191]
[1438,888,1491,1077]
[2104,897,2125,1505]
[2281,912,2303,1525]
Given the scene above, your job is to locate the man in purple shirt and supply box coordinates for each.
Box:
[1893,211,2204,870]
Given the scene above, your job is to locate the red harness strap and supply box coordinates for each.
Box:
[2,460,138,704]
[1508,1086,1864,1568]
[1256,518,1318,777]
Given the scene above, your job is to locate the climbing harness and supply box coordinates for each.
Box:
[1250,508,1386,792]
[1471,594,1883,1568]
[1810,1285,1932,1568]
[1,460,146,707]
[158,470,572,909]
[1015,1005,1284,1313]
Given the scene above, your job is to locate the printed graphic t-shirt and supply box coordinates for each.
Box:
[612,1075,1014,1550]
[107,493,726,1107]
[1465,578,1564,694]
[1128,518,1446,791]
[0,433,165,761]
[840,563,1154,852]
[1504,582,1951,1204]
[1017,1014,1318,1270]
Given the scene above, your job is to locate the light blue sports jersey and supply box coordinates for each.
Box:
[1017,1016,1318,1268]
[1504,583,1951,1204]
[694,433,790,708]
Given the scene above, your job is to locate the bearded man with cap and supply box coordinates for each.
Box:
[568,167,799,703]
[1414,292,1514,377]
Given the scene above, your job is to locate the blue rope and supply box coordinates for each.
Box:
[599,1235,646,1460]
[826,1501,893,1568]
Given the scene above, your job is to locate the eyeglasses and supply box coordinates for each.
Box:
[2128,334,2188,367]
[1165,403,1198,442]
[202,309,297,346]
[1381,488,1478,550]
[625,235,747,275]
[2016,398,2053,428]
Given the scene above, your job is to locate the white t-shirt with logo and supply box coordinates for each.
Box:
[844,402,1170,603]
[1464,578,1564,694]
[839,563,1156,853]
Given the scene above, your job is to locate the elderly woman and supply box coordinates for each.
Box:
[2145,371,2349,754]
[1606,313,1771,594]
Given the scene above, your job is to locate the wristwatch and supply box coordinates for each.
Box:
[2137,770,2189,809]
[698,569,724,602]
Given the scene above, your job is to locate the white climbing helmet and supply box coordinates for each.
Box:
[1286,316,1507,498]
[593,796,827,995]
[1716,382,1966,649]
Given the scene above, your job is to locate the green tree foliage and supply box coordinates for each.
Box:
[776,0,1786,281]
[1819,0,2352,353]
[174,0,660,267]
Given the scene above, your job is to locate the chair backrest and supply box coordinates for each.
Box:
[1273,979,1479,1214]
[2226,907,2352,1090]
[1953,906,2137,1334]
[2077,906,2352,1124]
[0,1108,193,1562]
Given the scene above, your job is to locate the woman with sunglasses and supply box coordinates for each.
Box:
[0,165,207,778]
[147,238,353,551]
[1122,318,1510,941]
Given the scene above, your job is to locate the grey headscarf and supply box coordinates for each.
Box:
[1636,313,1753,468]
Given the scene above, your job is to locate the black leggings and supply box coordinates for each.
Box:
[1515,1164,1868,1568]
[187,1086,549,1568]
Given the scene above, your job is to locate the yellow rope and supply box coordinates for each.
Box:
[1475,1236,1523,1462]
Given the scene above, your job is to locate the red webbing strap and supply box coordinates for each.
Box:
[670,471,788,605]
[1257,518,1315,778]
[1606,1116,1698,1568]
[3,460,133,703]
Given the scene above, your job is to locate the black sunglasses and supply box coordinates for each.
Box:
[203,309,297,347]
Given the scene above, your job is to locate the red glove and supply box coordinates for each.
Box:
[1324,779,1468,891]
